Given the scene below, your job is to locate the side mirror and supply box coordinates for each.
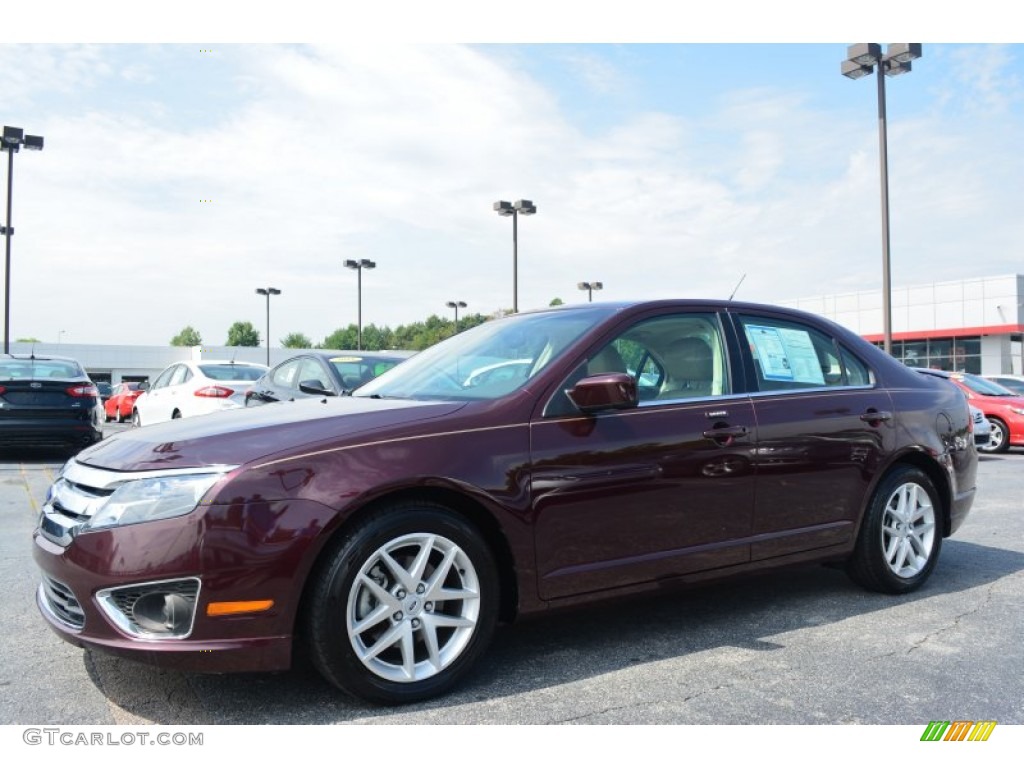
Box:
[566,373,638,414]
[298,379,334,396]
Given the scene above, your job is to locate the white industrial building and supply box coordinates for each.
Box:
[784,274,1024,375]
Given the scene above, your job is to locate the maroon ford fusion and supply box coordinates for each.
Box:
[33,300,977,704]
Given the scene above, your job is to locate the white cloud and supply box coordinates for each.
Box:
[4,43,1023,347]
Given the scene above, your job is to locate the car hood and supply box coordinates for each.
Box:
[76,397,467,472]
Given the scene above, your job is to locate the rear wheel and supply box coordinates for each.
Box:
[979,417,1009,454]
[304,502,499,704]
[848,466,942,594]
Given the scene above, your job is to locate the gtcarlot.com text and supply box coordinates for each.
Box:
[23,728,203,747]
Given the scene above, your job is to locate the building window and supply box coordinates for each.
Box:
[874,335,981,374]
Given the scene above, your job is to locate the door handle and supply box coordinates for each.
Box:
[703,425,749,441]
[859,410,893,424]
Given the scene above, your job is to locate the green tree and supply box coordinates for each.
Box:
[170,326,203,346]
[321,324,393,351]
[549,297,564,306]
[225,321,260,347]
[17,336,41,343]
[281,332,313,349]
[321,325,359,350]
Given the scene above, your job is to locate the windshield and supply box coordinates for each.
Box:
[958,373,1016,396]
[354,307,612,401]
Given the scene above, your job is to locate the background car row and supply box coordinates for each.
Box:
[916,368,1024,453]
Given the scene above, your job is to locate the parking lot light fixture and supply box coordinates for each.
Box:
[841,43,922,356]
[255,287,281,365]
[344,259,376,350]
[493,199,537,314]
[2,125,45,355]
[446,300,467,331]
[577,281,603,302]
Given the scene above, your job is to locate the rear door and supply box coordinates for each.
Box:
[731,312,895,560]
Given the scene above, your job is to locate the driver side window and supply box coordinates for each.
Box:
[546,313,730,417]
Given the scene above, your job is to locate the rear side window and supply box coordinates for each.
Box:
[198,364,266,381]
[738,315,874,391]
[0,360,83,379]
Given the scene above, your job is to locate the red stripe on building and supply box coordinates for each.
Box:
[862,324,1024,343]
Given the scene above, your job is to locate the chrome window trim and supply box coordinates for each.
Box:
[746,383,878,398]
[635,391,752,408]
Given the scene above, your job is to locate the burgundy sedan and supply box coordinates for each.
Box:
[33,301,977,704]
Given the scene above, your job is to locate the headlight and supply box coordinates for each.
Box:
[82,473,226,531]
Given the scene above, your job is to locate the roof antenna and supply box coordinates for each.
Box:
[728,274,746,301]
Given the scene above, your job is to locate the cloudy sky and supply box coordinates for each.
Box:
[2,4,1021,346]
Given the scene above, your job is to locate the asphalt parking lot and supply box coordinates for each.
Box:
[1,428,1022,726]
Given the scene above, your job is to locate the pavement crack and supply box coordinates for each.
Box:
[906,583,999,655]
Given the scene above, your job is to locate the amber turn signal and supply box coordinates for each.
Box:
[206,600,274,616]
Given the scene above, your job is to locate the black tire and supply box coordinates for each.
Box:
[304,502,499,704]
[131,409,141,428]
[979,417,1009,454]
[171,410,182,420]
[847,466,943,594]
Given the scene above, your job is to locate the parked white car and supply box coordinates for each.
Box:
[132,360,268,427]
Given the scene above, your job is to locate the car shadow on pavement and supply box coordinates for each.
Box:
[83,537,1024,725]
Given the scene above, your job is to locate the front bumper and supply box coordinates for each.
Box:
[32,496,337,673]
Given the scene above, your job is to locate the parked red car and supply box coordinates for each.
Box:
[34,301,977,704]
[104,382,145,423]
[915,369,1024,453]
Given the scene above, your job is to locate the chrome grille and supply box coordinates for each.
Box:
[40,574,85,629]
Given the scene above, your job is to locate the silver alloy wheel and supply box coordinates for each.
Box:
[346,532,481,684]
[880,482,937,578]
[982,421,1005,453]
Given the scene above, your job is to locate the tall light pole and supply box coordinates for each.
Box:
[2,125,45,354]
[446,300,467,331]
[493,199,537,313]
[344,259,376,350]
[577,281,603,302]
[255,287,281,365]
[841,43,922,356]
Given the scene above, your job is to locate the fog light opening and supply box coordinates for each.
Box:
[96,577,201,640]
[133,592,194,635]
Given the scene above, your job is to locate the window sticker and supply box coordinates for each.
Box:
[747,325,825,385]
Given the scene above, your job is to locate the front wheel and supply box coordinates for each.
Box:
[979,417,1009,454]
[131,409,141,428]
[847,466,942,594]
[304,502,499,704]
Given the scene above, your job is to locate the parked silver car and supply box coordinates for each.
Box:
[970,404,992,447]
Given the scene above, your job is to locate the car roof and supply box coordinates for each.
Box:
[0,353,82,363]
